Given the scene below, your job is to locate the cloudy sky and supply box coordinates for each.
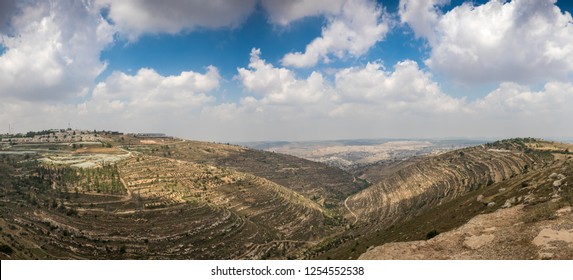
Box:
[1,0,573,141]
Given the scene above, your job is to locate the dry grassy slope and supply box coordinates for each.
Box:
[1,136,358,260]
[0,153,336,259]
[132,139,364,208]
[3,136,570,260]
[1,201,273,259]
[0,154,341,260]
[346,141,547,226]
[314,139,572,260]
[118,155,334,241]
[359,156,573,260]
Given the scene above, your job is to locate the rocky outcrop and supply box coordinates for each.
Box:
[359,205,573,260]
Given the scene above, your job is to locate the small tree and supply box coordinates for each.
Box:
[0,244,14,255]
[426,229,439,240]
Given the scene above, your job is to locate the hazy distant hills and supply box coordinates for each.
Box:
[241,139,487,170]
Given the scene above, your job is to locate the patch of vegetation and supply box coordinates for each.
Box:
[0,244,13,255]
[425,229,439,240]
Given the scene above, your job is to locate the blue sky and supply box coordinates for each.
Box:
[98,0,573,79]
[1,0,573,141]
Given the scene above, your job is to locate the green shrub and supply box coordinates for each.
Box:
[426,229,439,240]
[0,244,13,255]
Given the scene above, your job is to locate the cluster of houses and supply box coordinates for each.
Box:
[1,129,173,145]
[0,129,102,144]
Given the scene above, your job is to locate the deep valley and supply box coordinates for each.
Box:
[1,130,572,259]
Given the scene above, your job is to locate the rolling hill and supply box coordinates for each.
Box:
[0,131,572,259]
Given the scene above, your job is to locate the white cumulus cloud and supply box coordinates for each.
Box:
[0,0,114,101]
[399,0,448,44]
[474,81,573,115]
[334,60,463,113]
[281,0,390,68]
[97,0,256,41]
[89,67,220,115]
[400,0,573,84]
[238,48,328,105]
[261,0,345,25]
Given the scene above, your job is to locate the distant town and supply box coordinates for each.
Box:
[0,129,172,145]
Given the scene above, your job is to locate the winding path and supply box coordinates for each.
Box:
[344,196,359,224]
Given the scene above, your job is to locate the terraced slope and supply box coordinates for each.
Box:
[124,139,365,208]
[1,200,272,259]
[2,135,571,260]
[345,141,547,226]
[315,139,571,259]
[118,156,336,241]
[0,141,347,259]
[360,154,573,260]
